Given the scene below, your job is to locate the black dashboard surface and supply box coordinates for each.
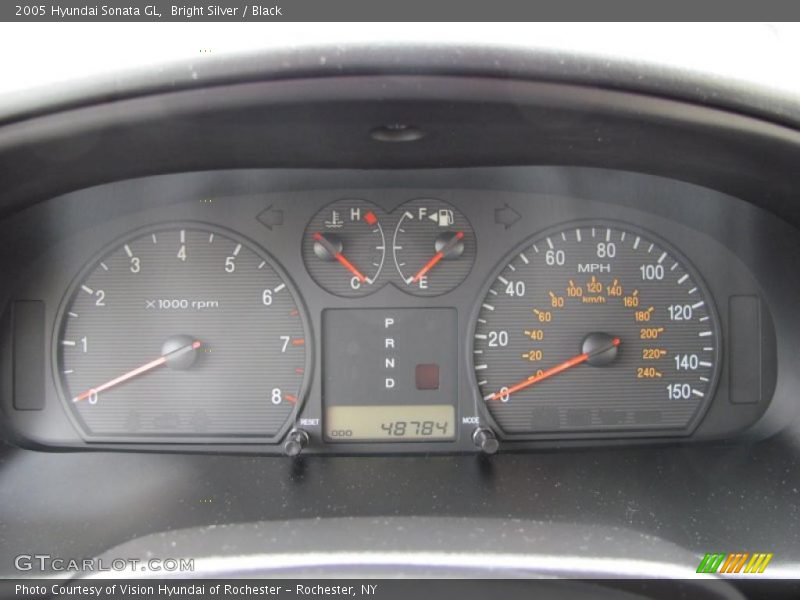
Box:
[1,46,799,585]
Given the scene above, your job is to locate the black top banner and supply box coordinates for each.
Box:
[2,0,800,21]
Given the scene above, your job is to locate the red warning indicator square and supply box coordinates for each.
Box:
[364,211,378,226]
[415,364,440,390]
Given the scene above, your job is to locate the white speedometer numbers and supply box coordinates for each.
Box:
[473,224,720,436]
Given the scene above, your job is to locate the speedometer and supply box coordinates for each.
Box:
[472,222,720,437]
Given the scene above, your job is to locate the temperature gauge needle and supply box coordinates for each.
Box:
[313,232,367,283]
[488,337,620,401]
[72,340,202,403]
[410,231,464,283]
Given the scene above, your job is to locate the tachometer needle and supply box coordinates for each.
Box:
[488,337,620,401]
[72,340,202,403]
[410,231,464,283]
[313,232,367,283]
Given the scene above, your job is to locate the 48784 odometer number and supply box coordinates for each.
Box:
[472,222,720,437]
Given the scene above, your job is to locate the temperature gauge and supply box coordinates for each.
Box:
[392,198,476,296]
[303,199,387,297]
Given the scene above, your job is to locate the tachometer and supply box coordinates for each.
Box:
[55,224,311,441]
[472,222,720,437]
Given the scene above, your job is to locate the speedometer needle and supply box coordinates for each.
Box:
[72,340,202,403]
[488,337,620,401]
[313,232,367,283]
[410,231,464,283]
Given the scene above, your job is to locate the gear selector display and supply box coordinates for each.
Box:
[322,308,458,442]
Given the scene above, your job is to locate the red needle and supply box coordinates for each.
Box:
[313,232,367,283]
[411,231,464,283]
[488,337,620,401]
[72,340,202,403]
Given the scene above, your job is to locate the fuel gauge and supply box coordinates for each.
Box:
[303,199,387,297]
[392,198,476,296]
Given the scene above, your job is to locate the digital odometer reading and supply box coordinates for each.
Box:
[326,405,455,440]
[56,225,310,440]
[472,223,720,436]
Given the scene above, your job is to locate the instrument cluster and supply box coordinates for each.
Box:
[0,169,781,455]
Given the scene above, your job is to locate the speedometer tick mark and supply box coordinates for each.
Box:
[232,244,242,256]
[688,287,698,294]
[257,261,265,269]
[273,283,286,293]
[699,331,713,337]
[81,285,94,294]
[633,236,640,249]
[658,252,667,264]
[482,303,495,311]
[678,274,689,284]
[576,229,582,242]
[546,237,554,249]
[124,244,133,257]
[519,252,529,264]
[100,262,108,271]
[606,229,611,242]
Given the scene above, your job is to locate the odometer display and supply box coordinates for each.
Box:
[472,223,720,437]
[56,225,311,441]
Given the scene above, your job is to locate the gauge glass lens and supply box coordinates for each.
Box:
[392,198,476,296]
[472,223,720,436]
[56,225,310,440]
[302,199,386,297]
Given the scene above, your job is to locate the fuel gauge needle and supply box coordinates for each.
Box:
[410,231,464,283]
[313,232,368,283]
[72,340,202,403]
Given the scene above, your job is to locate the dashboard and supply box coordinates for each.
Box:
[2,37,800,586]
[0,167,789,455]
